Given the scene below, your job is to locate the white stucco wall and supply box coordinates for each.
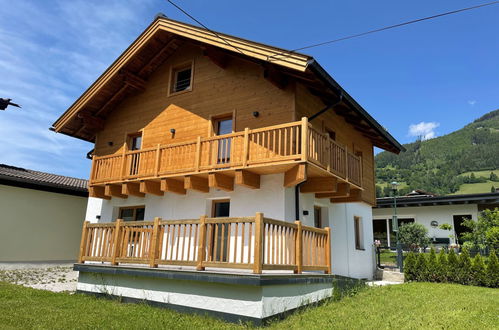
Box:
[372,204,479,244]
[85,173,375,279]
[0,184,87,262]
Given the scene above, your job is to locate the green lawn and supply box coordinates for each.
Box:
[452,181,497,195]
[458,169,499,178]
[1,281,498,329]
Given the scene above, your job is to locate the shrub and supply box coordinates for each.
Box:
[471,254,487,286]
[456,248,472,285]
[415,253,428,282]
[399,223,431,251]
[486,250,499,288]
[436,249,448,282]
[462,208,499,251]
[404,252,417,281]
[426,248,438,282]
[447,249,459,282]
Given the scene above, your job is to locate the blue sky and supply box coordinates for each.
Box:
[1,0,498,179]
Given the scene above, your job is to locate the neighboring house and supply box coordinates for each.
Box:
[372,191,499,247]
[51,16,403,322]
[0,164,88,262]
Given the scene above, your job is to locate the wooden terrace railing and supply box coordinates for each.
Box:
[90,118,362,187]
[78,213,331,274]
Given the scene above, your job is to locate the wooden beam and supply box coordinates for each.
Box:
[330,188,362,203]
[89,186,110,200]
[122,182,145,197]
[208,173,234,191]
[316,182,350,198]
[284,164,307,187]
[77,112,104,131]
[139,38,179,77]
[161,178,187,195]
[185,176,209,193]
[119,70,146,92]
[140,181,163,196]
[104,184,127,199]
[95,85,130,116]
[264,66,288,90]
[235,170,260,189]
[300,177,337,193]
[203,46,230,69]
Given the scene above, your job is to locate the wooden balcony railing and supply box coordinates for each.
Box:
[78,213,331,274]
[90,117,362,187]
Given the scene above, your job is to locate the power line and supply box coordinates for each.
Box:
[166,0,245,55]
[268,1,499,61]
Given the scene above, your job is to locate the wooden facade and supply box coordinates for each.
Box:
[53,17,403,206]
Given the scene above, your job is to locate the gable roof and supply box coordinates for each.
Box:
[52,15,404,154]
[0,164,88,197]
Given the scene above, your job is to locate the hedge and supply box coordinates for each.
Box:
[404,248,499,288]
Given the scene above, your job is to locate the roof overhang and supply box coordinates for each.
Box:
[374,192,499,208]
[52,16,403,154]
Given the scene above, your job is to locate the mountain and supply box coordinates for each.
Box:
[375,109,499,197]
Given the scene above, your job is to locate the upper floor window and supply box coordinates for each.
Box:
[170,62,193,94]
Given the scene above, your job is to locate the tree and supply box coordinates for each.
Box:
[398,223,430,251]
[427,248,438,282]
[462,208,499,251]
[490,172,499,182]
[404,252,417,281]
[415,253,428,281]
[456,248,472,285]
[486,250,499,288]
[447,249,459,283]
[492,186,496,193]
[471,254,486,286]
[436,249,448,282]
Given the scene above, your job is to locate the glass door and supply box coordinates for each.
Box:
[211,199,230,262]
[214,116,233,165]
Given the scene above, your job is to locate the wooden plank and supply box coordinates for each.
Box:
[208,173,234,191]
[78,221,90,263]
[149,217,161,268]
[316,182,350,198]
[330,188,362,203]
[325,227,331,274]
[253,212,264,274]
[104,184,127,198]
[122,182,145,197]
[283,163,306,187]
[300,177,337,193]
[140,181,164,196]
[185,176,209,193]
[294,220,302,274]
[196,215,207,271]
[161,178,187,195]
[111,219,122,265]
[234,170,260,189]
[89,186,111,200]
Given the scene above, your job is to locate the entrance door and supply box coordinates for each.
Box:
[314,206,322,228]
[211,199,230,262]
[453,214,472,244]
[213,116,233,165]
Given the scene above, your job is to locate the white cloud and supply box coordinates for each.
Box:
[408,122,440,140]
[468,100,477,106]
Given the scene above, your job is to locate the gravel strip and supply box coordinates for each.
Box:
[0,263,78,292]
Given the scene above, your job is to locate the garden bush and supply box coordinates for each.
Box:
[402,248,497,288]
[398,223,431,251]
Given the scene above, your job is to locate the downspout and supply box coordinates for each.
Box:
[295,183,304,221]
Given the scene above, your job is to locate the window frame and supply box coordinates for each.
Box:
[211,199,231,218]
[118,205,145,221]
[354,216,364,250]
[168,61,194,96]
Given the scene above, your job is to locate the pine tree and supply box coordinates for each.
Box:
[471,254,487,286]
[404,252,417,281]
[437,249,448,282]
[457,248,472,285]
[486,250,499,288]
[427,248,438,282]
[415,253,428,282]
[447,249,459,283]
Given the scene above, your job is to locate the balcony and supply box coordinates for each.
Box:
[89,118,362,197]
[78,213,331,274]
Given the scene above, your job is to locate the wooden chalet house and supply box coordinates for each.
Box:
[52,16,403,322]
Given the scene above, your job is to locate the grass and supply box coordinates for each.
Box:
[458,169,499,178]
[1,282,498,329]
[379,249,398,265]
[452,181,497,195]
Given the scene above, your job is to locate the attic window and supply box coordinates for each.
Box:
[170,62,193,94]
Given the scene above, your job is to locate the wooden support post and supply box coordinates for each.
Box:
[315,182,350,198]
[344,146,349,180]
[208,172,234,191]
[235,170,260,189]
[161,178,187,195]
[78,221,90,263]
[294,220,303,274]
[242,127,249,167]
[89,186,111,200]
[105,184,127,199]
[325,227,331,274]
[140,181,163,196]
[301,117,308,161]
[111,219,122,265]
[154,144,161,177]
[196,215,207,271]
[120,144,127,180]
[253,212,264,274]
[185,176,209,193]
[149,217,161,268]
[284,164,307,187]
[122,182,145,197]
[300,177,337,193]
[195,136,201,172]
